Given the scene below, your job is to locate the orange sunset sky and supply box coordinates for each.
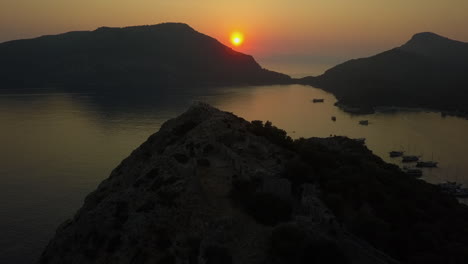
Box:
[1,0,467,76]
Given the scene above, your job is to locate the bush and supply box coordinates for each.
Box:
[230,175,291,226]
[154,228,172,250]
[203,144,215,154]
[302,239,349,264]
[270,223,350,264]
[270,224,308,259]
[157,254,175,264]
[136,200,155,213]
[283,159,314,186]
[245,192,292,226]
[249,120,293,149]
[197,158,211,167]
[172,121,198,136]
[112,201,129,229]
[106,234,122,253]
[145,167,160,179]
[203,246,232,264]
[291,137,468,262]
[172,153,189,164]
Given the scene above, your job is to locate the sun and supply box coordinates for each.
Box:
[230,32,244,47]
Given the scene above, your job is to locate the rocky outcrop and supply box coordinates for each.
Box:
[39,103,398,264]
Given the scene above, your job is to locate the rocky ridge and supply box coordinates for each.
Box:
[39,103,399,264]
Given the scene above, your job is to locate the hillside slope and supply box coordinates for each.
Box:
[40,104,468,264]
[300,32,468,114]
[0,23,290,89]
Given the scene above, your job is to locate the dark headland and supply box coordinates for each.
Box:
[40,103,468,264]
[299,32,468,116]
[0,23,290,90]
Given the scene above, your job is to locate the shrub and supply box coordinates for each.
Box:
[172,153,189,164]
[249,120,293,149]
[203,144,215,154]
[112,201,129,229]
[154,228,172,250]
[245,192,292,226]
[106,234,122,253]
[172,121,198,136]
[149,175,179,192]
[283,159,313,184]
[136,200,155,213]
[157,188,180,207]
[197,158,211,167]
[302,239,349,264]
[270,224,308,260]
[270,224,350,264]
[145,167,160,179]
[203,246,232,264]
[230,175,291,226]
[157,254,175,264]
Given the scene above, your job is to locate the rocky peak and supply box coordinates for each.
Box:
[400,32,468,61]
[39,103,398,264]
[408,32,447,42]
[94,23,196,34]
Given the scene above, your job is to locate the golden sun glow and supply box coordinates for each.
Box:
[230,32,244,46]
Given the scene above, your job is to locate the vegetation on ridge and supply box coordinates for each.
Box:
[246,120,468,263]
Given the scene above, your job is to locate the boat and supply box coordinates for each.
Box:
[437,182,468,197]
[331,116,336,121]
[359,120,369,125]
[438,181,462,190]
[454,188,468,198]
[404,168,423,178]
[312,99,324,103]
[402,155,419,163]
[452,188,468,198]
[416,161,438,168]
[389,151,404,158]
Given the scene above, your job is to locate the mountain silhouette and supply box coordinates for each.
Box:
[401,32,468,62]
[300,32,468,114]
[0,23,290,90]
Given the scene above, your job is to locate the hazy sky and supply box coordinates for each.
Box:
[1,0,467,75]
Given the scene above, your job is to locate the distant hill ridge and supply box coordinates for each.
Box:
[300,32,468,115]
[401,32,468,62]
[0,23,291,89]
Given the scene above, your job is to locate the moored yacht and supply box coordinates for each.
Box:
[389,151,404,158]
[437,182,468,197]
[416,161,438,168]
[404,168,423,178]
[359,120,369,125]
[402,155,419,163]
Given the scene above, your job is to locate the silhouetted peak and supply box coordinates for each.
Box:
[400,31,468,60]
[0,22,291,89]
[402,32,458,49]
[403,32,468,47]
[410,32,447,41]
[94,23,195,34]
